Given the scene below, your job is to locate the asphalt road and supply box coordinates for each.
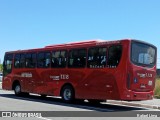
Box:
[0,89,159,120]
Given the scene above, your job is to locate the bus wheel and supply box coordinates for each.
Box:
[14,83,22,96]
[61,85,75,103]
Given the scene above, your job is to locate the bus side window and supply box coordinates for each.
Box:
[14,53,26,68]
[68,49,86,68]
[60,51,67,67]
[25,53,36,68]
[37,52,51,68]
[37,52,44,68]
[45,52,51,67]
[20,54,25,68]
[87,47,107,68]
[14,54,20,68]
[52,50,67,68]
[107,45,122,68]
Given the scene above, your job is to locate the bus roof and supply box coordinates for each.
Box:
[6,38,156,54]
[45,40,105,48]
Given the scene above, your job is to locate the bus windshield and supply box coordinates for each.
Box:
[131,41,156,68]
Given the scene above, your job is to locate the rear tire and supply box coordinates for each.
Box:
[61,85,75,103]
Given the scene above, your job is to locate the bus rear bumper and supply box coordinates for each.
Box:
[121,91,153,101]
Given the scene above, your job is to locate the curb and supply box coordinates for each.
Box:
[107,100,160,110]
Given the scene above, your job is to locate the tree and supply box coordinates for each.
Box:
[0,64,2,72]
[157,69,160,78]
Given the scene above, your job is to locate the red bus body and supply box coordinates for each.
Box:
[2,39,157,101]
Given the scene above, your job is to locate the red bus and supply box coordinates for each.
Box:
[2,39,157,102]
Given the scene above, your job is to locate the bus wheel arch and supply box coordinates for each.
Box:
[60,83,75,102]
[12,80,22,96]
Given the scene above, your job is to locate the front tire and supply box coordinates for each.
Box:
[61,85,75,103]
[14,83,22,96]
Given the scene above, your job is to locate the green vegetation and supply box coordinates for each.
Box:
[0,64,2,72]
[154,78,160,99]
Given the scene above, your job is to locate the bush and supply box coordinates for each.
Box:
[154,78,160,98]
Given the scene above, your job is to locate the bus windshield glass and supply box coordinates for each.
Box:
[131,41,156,67]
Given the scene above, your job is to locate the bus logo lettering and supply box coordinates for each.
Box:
[137,73,153,78]
[21,73,32,78]
[50,74,69,80]
[50,76,60,80]
[60,74,69,80]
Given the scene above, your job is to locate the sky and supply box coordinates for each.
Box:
[0,0,160,68]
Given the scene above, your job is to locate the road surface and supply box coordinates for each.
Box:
[1,89,159,120]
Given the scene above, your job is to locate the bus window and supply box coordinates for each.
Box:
[3,54,13,76]
[52,50,67,68]
[68,49,86,68]
[107,45,122,68]
[20,54,25,68]
[131,42,156,67]
[37,52,51,68]
[14,53,26,68]
[87,47,107,68]
[25,53,37,68]
[14,54,20,68]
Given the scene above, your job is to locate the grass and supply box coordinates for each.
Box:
[154,78,160,99]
